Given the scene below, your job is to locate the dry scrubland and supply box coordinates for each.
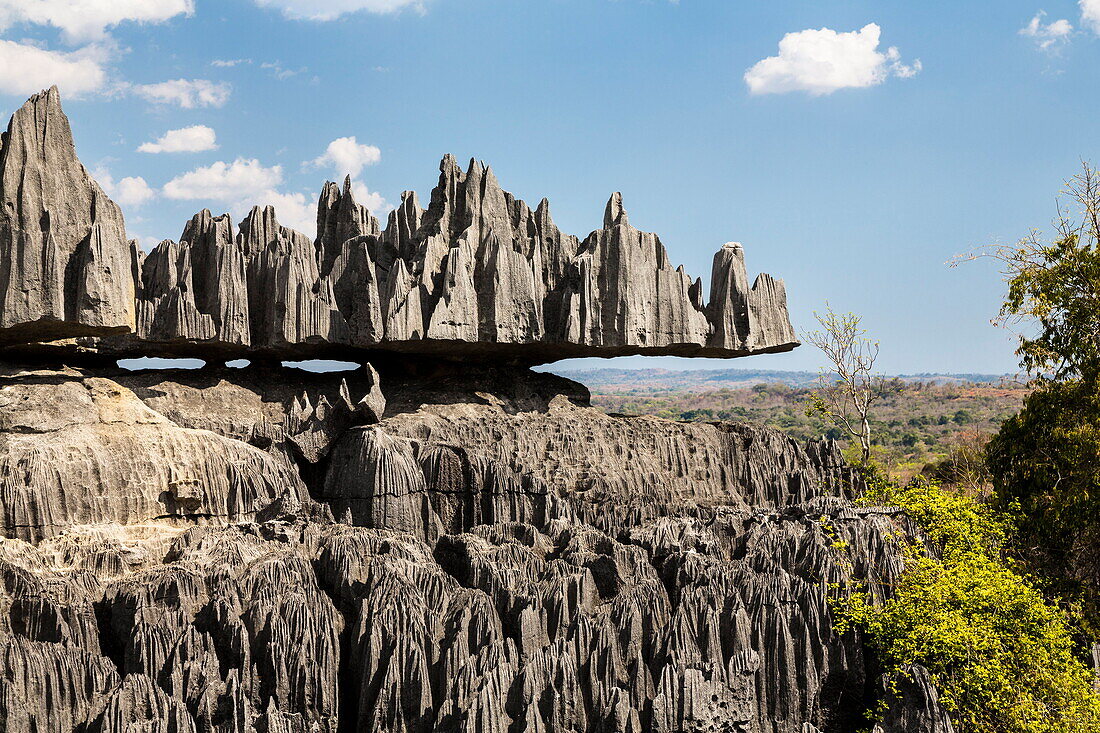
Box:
[563,369,1026,478]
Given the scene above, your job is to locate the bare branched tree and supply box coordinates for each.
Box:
[805,306,892,462]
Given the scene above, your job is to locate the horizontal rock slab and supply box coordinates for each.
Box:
[0,89,797,365]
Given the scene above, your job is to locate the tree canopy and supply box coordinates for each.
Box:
[968,163,1100,382]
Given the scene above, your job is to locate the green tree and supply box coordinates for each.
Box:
[975,163,1100,629]
[988,380,1100,631]
[961,162,1100,382]
[952,409,973,425]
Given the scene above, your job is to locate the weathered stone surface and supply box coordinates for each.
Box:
[0,360,948,731]
[0,87,135,345]
[0,370,306,543]
[0,88,953,732]
[241,204,347,348]
[0,90,797,365]
[114,361,386,469]
[379,389,861,518]
[138,209,251,348]
[873,664,956,733]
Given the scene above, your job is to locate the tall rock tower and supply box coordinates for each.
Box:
[0,86,136,344]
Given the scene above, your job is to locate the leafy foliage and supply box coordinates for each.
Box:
[1001,230,1100,381]
[988,379,1100,633]
[837,475,1100,732]
[977,163,1100,634]
[922,430,994,496]
[962,162,1100,382]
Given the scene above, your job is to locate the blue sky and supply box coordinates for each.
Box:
[1,0,1097,374]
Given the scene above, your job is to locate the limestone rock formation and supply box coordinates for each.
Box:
[0,89,796,365]
[0,88,953,732]
[873,664,956,733]
[0,87,135,346]
[0,370,306,543]
[0,361,953,731]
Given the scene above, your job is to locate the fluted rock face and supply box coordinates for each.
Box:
[873,664,955,733]
[561,192,710,349]
[139,210,250,347]
[0,89,796,364]
[0,370,308,543]
[321,426,569,543]
[379,393,861,517]
[0,361,953,731]
[240,204,348,348]
[0,87,135,345]
[709,242,797,350]
[125,156,798,363]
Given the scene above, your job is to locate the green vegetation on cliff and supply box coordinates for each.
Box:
[989,380,1100,635]
[837,474,1100,732]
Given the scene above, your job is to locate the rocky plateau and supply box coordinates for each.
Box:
[0,88,953,732]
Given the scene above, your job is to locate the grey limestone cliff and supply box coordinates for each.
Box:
[0,88,956,733]
[0,361,954,732]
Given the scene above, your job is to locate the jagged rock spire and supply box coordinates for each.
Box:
[0,89,798,364]
[0,86,135,344]
[316,174,380,277]
[604,192,628,228]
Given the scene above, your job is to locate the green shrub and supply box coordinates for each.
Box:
[837,474,1100,732]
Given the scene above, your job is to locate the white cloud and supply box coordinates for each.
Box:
[1081,0,1100,33]
[211,58,250,67]
[138,125,218,154]
[162,157,320,236]
[161,156,391,238]
[111,176,155,207]
[744,23,920,96]
[163,158,283,201]
[94,166,155,208]
[254,189,316,236]
[885,47,921,79]
[252,0,425,21]
[311,136,381,177]
[0,0,193,44]
[350,179,387,213]
[132,78,231,108]
[0,38,107,95]
[1021,11,1073,49]
[261,61,307,80]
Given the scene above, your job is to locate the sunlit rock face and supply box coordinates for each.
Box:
[0,87,135,346]
[0,88,795,364]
